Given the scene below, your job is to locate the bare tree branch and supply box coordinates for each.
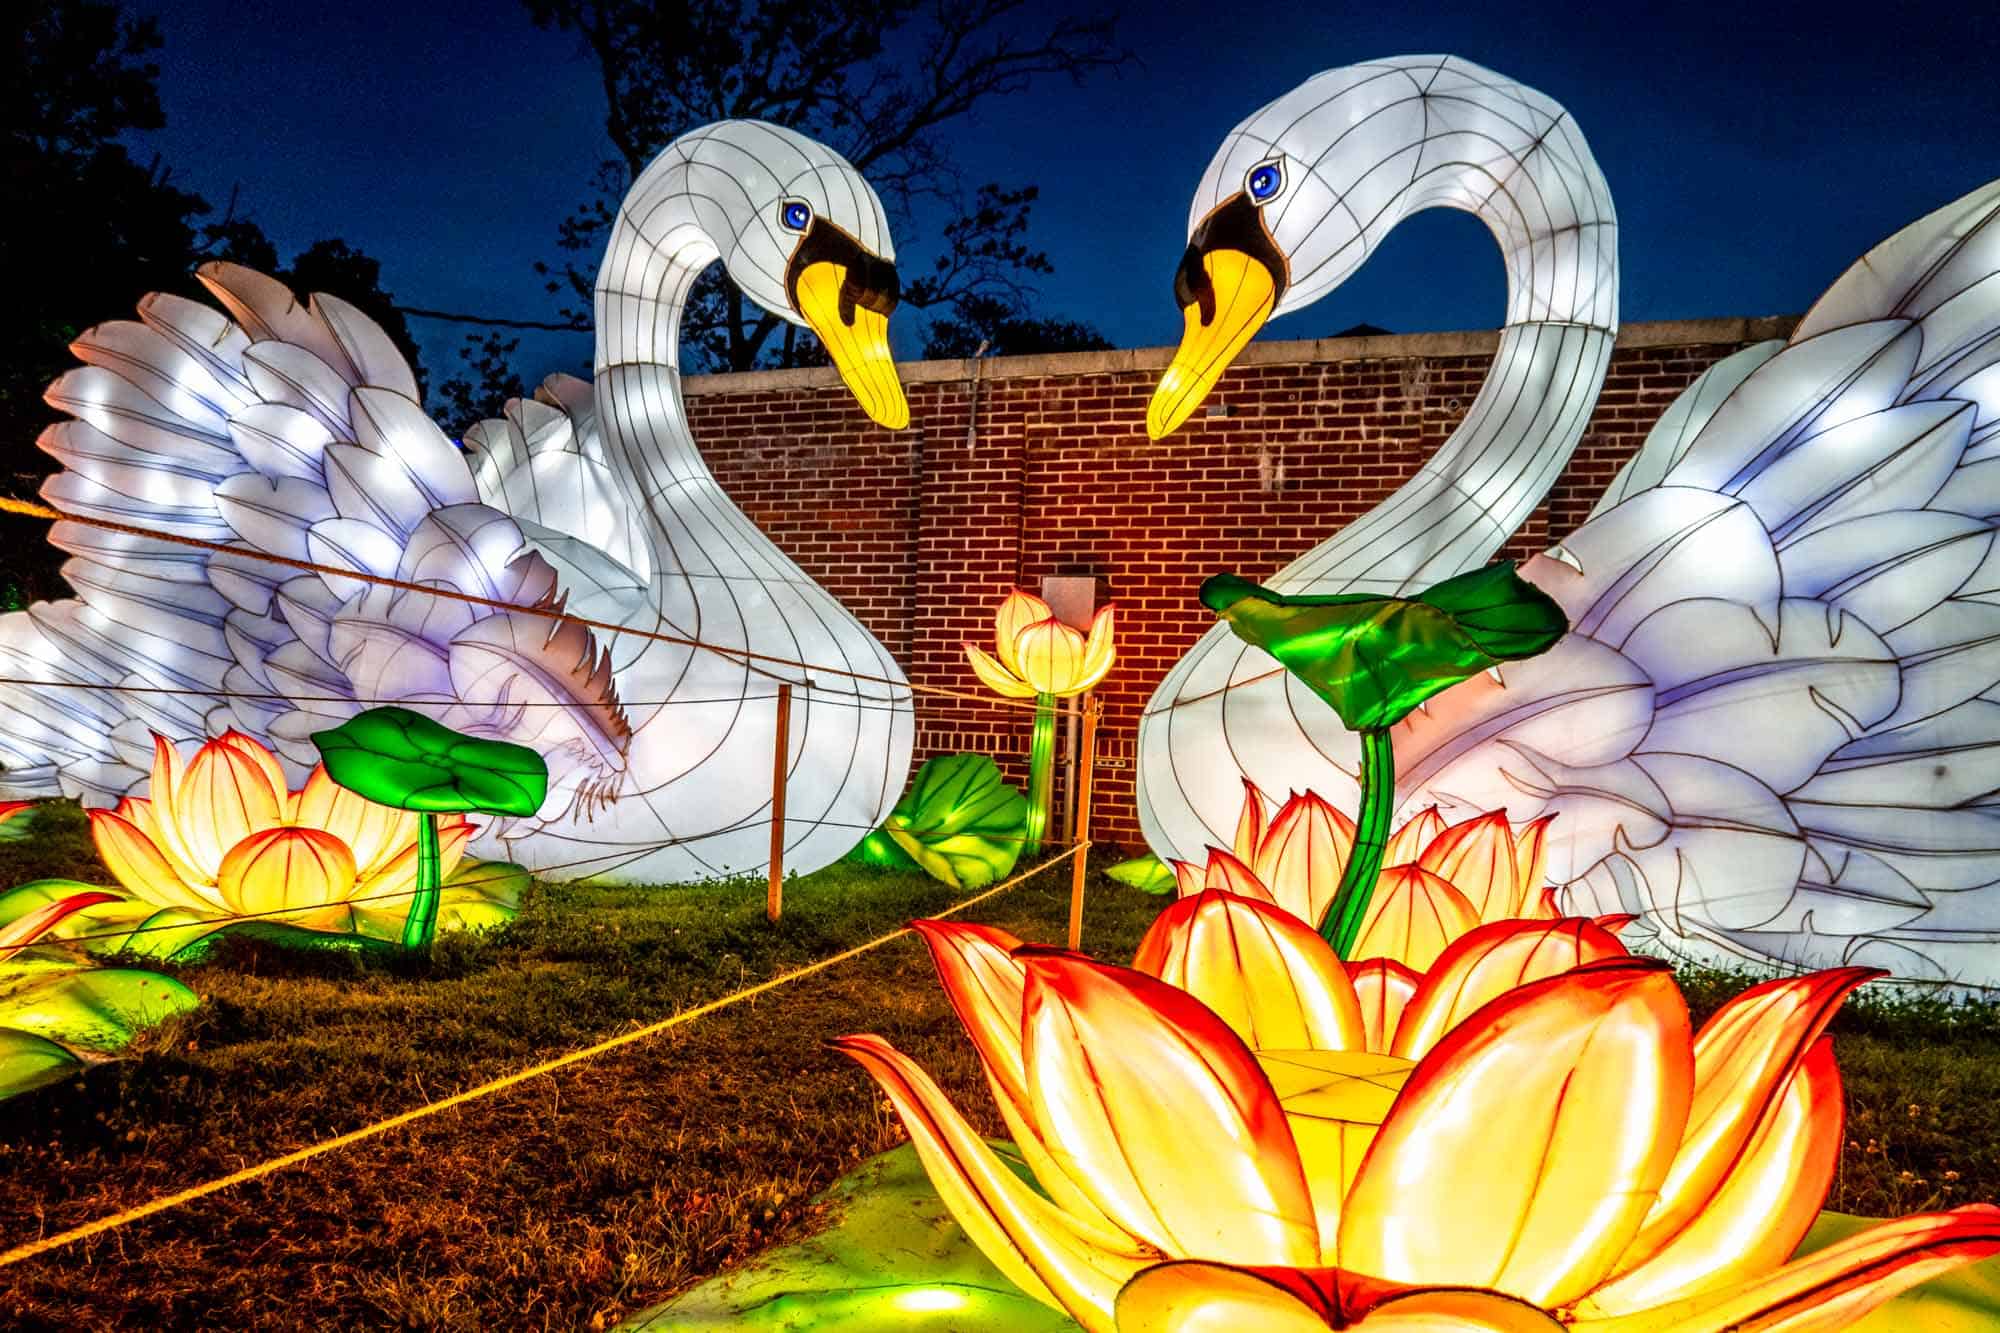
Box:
[524,0,1129,371]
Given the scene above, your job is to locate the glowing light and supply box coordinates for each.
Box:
[839,914,2000,1332]
[1179,781,1561,970]
[0,120,918,885]
[78,730,496,942]
[1138,52,2000,988]
[891,1287,968,1313]
[965,589,1115,854]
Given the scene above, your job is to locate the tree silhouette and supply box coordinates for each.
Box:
[2,1,420,602]
[525,0,1123,373]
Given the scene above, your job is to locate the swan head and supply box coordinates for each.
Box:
[691,121,910,429]
[1147,56,1571,438]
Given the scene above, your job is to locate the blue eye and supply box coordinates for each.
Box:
[780,200,812,231]
[1246,161,1283,203]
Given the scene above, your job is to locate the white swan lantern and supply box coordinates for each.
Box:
[1140,55,2000,987]
[0,120,914,884]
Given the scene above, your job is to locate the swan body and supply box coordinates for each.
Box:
[1138,55,2000,986]
[0,121,914,884]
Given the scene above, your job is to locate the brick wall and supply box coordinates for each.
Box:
[685,316,1798,850]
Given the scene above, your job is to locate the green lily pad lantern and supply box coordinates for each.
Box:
[311,707,547,951]
[1203,561,1566,957]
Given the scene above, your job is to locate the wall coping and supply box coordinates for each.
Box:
[680,314,1801,398]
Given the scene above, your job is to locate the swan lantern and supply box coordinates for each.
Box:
[1140,54,2000,988]
[0,120,915,885]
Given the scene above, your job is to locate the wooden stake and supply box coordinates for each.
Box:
[1067,694,1101,951]
[768,682,793,922]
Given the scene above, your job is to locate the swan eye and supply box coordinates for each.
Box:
[780,200,813,232]
[1246,159,1284,204]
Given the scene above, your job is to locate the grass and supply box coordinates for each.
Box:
[0,805,1993,1328]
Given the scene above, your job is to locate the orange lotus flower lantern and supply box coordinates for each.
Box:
[964,588,1115,856]
[88,731,475,932]
[838,900,2000,1332]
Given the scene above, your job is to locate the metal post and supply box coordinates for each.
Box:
[768,682,793,922]
[1067,694,1101,952]
[1059,695,1079,845]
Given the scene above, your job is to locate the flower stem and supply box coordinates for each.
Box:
[403,810,442,952]
[1321,727,1395,958]
[1023,692,1058,857]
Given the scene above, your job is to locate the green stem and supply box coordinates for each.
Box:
[1321,728,1395,958]
[403,810,442,952]
[1023,692,1058,858]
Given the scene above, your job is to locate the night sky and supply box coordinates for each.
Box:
[134,0,2000,388]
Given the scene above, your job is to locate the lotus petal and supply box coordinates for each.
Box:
[89,810,217,913]
[994,589,1053,677]
[1255,789,1355,929]
[833,1032,1152,1333]
[1621,969,1878,1266]
[911,920,1126,1232]
[1073,605,1117,693]
[1390,917,1631,1061]
[1233,779,1269,864]
[966,642,1038,698]
[1568,1206,2000,1333]
[1350,866,1480,970]
[1340,960,1694,1308]
[1132,890,1367,1053]
[1384,807,1446,866]
[175,731,288,873]
[216,825,358,916]
[1581,1037,1842,1316]
[1017,618,1092,696]
[1416,812,1519,922]
[1350,957,1420,1053]
[1116,1261,1566,1331]
[1022,952,1318,1267]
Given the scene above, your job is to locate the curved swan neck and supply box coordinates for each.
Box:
[589,151,727,497]
[1275,67,1619,597]
[593,164,718,377]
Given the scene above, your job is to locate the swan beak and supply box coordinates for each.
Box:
[1146,248,1278,439]
[793,260,910,430]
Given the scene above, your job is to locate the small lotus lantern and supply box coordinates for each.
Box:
[964,589,1115,856]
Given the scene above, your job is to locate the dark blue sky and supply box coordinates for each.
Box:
[135,0,2000,387]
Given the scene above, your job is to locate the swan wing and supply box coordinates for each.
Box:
[1397,178,2000,983]
[460,373,655,599]
[0,263,629,816]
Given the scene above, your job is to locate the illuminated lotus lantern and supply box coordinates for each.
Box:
[312,707,547,950]
[85,731,481,944]
[839,914,2000,1332]
[965,589,1115,855]
[0,888,199,1100]
[1200,562,1566,955]
[1175,783,1561,971]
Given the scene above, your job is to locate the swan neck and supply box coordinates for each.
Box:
[590,160,726,496]
[1268,81,1619,597]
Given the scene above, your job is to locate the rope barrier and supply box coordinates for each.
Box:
[0,495,1045,716]
[0,840,1089,1269]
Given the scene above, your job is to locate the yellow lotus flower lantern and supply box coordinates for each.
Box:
[88,731,475,932]
[838,904,2000,1332]
[964,588,1115,855]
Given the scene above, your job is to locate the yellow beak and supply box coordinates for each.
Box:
[1145,249,1277,440]
[793,260,910,430]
